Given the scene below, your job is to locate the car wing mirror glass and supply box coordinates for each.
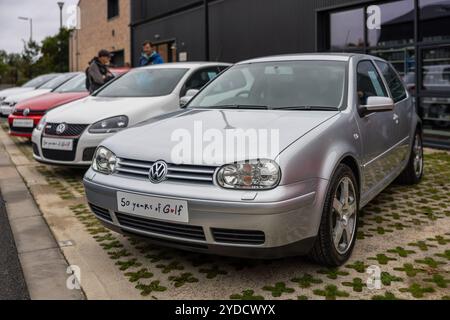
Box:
[360,96,394,116]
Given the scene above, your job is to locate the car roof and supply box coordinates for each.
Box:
[139,62,231,70]
[237,53,383,64]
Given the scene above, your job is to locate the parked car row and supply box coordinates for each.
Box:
[0,54,424,266]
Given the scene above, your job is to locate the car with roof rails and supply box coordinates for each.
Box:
[83,53,423,266]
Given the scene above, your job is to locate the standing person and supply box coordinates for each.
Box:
[139,41,164,67]
[86,49,115,93]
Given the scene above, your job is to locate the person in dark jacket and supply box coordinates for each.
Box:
[139,41,164,67]
[87,49,115,93]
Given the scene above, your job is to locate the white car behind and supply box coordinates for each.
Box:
[0,73,78,116]
[32,62,230,166]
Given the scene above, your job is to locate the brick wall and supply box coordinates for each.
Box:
[69,0,131,71]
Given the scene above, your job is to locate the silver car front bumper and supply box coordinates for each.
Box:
[83,168,329,259]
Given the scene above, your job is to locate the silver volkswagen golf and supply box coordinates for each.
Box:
[83,54,423,266]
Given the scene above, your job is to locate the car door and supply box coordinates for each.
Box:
[374,60,412,165]
[180,66,226,97]
[355,60,398,195]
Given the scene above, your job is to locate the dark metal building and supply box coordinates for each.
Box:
[130,0,450,148]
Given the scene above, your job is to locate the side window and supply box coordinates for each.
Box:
[181,67,221,96]
[357,61,389,105]
[375,61,407,103]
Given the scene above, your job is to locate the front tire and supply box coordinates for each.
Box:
[397,130,424,185]
[308,164,359,267]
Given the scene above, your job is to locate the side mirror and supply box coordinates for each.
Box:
[179,89,200,108]
[360,96,394,116]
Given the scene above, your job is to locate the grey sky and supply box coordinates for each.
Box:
[0,0,78,54]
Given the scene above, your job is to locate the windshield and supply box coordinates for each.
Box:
[96,68,188,98]
[40,73,77,90]
[189,61,347,109]
[54,74,87,93]
[22,74,58,88]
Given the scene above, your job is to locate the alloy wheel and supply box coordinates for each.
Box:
[413,133,424,178]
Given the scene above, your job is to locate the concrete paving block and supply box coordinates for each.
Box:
[6,198,41,220]
[19,248,83,300]
[10,216,57,254]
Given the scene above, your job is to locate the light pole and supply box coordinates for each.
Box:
[18,17,33,42]
[57,2,65,29]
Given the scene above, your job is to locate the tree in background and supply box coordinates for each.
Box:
[0,27,71,86]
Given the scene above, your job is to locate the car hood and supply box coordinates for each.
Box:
[103,108,340,165]
[45,95,175,124]
[5,89,52,104]
[0,87,34,99]
[15,92,89,112]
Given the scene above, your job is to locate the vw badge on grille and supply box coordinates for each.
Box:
[23,108,30,116]
[56,123,67,135]
[149,161,168,184]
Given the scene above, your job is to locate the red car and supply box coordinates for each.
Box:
[8,68,129,138]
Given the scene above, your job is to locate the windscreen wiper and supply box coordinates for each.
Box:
[272,106,340,111]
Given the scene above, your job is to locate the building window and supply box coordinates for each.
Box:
[329,8,365,50]
[107,0,120,20]
[367,0,414,47]
[421,45,450,91]
[420,0,450,42]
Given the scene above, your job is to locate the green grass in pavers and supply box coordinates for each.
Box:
[367,254,397,265]
[189,255,216,268]
[408,240,437,251]
[145,251,174,263]
[371,291,400,300]
[108,249,132,260]
[156,261,184,274]
[423,274,450,288]
[168,273,199,288]
[125,268,153,283]
[230,290,265,300]
[380,272,403,286]
[115,258,143,271]
[399,283,435,299]
[262,282,295,298]
[346,261,369,273]
[291,274,323,288]
[341,278,365,292]
[394,263,426,277]
[427,235,450,245]
[387,247,416,258]
[135,281,167,296]
[198,265,228,279]
[317,268,349,279]
[313,285,349,300]
[414,257,445,269]
[435,250,450,261]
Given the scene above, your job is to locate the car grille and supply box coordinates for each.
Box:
[32,143,40,157]
[42,138,79,161]
[45,123,88,137]
[116,212,206,241]
[211,228,266,245]
[10,126,34,134]
[115,158,217,184]
[89,203,112,222]
[82,147,96,161]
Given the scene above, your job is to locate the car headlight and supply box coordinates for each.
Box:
[92,146,117,175]
[36,116,47,131]
[89,115,128,134]
[217,159,281,190]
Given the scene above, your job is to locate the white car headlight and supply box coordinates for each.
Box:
[92,146,117,175]
[36,116,47,131]
[89,115,128,134]
[217,159,281,190]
